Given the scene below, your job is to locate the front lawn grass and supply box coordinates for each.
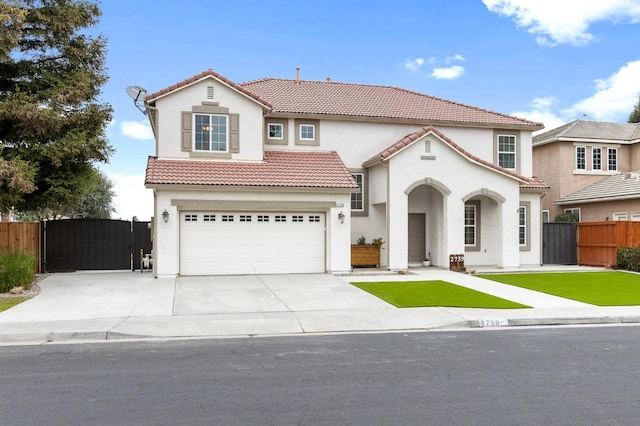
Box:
[351,280,530,309]
[476,271,640,306]
[0,298,29,313]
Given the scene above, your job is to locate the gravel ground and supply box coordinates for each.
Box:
[0,274,48,299]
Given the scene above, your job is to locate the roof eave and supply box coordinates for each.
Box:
[554,193,640,205]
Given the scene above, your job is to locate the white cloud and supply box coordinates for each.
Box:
[511,96,567,133]
[404,58,425,71]
[121,120,154,140]
[510,60,640,132]
[483,0,640,46]
[109,173,153,221]
[562,60,640,121]
[430,65,465,80]
[445,54,466,63]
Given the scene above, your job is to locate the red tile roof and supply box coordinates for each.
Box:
[145,69,273,109]
[242,78,543,128]
[363,126,549,190]
[145,151,358,190]
[144,69,542,128]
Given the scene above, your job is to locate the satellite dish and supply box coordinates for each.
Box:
[126,85,148,114]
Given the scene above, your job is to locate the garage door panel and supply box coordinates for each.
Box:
[180,212,325,275]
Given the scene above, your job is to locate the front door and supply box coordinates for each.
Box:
[408,213,425,263]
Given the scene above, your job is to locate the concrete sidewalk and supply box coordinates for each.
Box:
[1,268,639,345]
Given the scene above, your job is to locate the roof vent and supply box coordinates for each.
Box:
[207,86,214,100]
[295,67,300,84]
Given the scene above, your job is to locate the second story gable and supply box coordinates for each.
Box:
[145,70,272,162]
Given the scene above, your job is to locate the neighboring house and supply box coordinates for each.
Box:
[143,69,547,277]
[533,120,640,222]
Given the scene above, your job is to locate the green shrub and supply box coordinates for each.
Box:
[0,251,38,293]
[616,247,640,272]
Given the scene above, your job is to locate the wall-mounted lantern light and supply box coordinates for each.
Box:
[162,210,169,223]
[338,211,345,224]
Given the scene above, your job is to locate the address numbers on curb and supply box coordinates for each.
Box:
[477,318,509,327]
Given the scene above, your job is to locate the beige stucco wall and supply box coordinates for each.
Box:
[558,200,640,222]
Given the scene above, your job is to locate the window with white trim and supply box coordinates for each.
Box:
[564,208,580,222]
[351,173,364,211]
[576,146,586,170]
[300,124,315,140]
[608,148,618,171]
[542,210,550,223]
[592,147,602,170]
[497,135,516,169]
[612,212,627,221]
[518,206,527,246]
[194,114,228,152]
[631,214,640,221]
[464,205,476,246]
[267,123,283,140]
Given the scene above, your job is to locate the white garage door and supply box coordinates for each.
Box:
[180,212,325,275]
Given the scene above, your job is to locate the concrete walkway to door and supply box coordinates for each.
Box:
[1,267,640,345]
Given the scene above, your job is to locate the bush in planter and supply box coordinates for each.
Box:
[617,247,640,272]
[0,251,38,293]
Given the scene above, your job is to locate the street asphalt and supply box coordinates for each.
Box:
[1,266,639,345]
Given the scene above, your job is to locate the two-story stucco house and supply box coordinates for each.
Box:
[533,120,640,222]
[143,69,548,277]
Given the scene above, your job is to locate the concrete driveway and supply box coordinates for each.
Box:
[2,267,633,344]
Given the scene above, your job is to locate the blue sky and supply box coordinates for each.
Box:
[95,0,640,220]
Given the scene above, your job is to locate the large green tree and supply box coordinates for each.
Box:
[0,0,113,214]
[68,167,115,219]
[628,94,640,123]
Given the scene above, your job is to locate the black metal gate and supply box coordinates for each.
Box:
[542,222,577,265]
[41,219,152,272]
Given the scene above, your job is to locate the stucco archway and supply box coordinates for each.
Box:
[406,179,448,266]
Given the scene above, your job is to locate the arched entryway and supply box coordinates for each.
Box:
[406,180,447,266]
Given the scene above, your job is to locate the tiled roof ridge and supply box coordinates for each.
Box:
[241,78,542,127]
[145,69,273,109]
[364,126,547,187]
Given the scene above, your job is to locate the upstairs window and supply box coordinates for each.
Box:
[267,123,284,140]
[351,173,364,211]
[576,146,586,170]
[592,147,602,170]
[300,124,315,140]
[608,148,618,171]
[497,135,516,169]
[194,114,227,152]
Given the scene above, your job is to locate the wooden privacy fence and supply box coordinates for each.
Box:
[0,222,41,272]
[578,221,640,267]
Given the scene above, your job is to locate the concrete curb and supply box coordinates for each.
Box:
[2,315,639,345]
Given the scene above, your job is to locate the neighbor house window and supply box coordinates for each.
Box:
[542,210,550,223]
[576,146,586,170]
[608,148,618,171]
[194,114,227,152]
[351,173,364,211]
[497,135,516,169]
[613,212,627,221]
[592,147,602,170]
[464,204,476,246]
[564,208,580,222]
[300,124,315,140]
[518,206,527,246]
[267,123,283,140]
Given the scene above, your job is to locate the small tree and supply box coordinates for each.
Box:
[554,212,578,223]
[628,94,640,123]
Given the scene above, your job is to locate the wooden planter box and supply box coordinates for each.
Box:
[351,245,380,267]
